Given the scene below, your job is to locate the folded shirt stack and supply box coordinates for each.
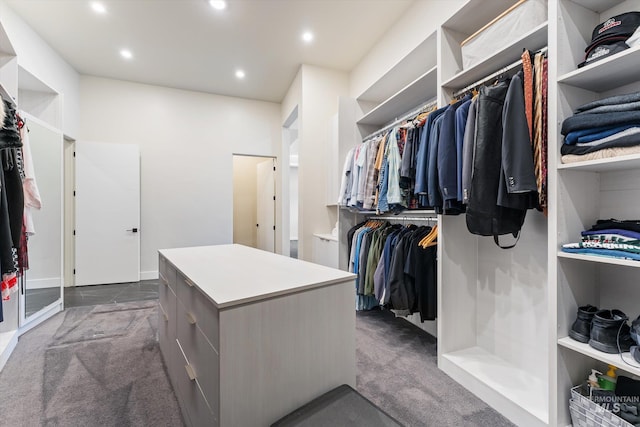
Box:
[562,219,640,261]
[560,91,640,164]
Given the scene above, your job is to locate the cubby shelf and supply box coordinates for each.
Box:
[558,251,640,268]
[558,153,640,172]
[557,45,640,92]
[441,347,549,424]
[357,66,437,127]
[558,337,640,377]
[441,22,548,91]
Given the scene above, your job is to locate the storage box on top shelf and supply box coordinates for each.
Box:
[461,0,547,70]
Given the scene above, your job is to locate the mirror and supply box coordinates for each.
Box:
[23,117,62,318]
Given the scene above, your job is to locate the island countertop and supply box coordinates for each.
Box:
[159,244,356,309]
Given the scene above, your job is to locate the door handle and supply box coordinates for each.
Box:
[126,228,139,233]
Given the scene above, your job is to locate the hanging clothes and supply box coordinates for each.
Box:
[345,221,437,322]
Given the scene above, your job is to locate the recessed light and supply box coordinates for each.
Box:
[91,1,106,14]
[302,31,314,43]
[235,69,245,79]
[209,0,227,10]
[120,49,133,60]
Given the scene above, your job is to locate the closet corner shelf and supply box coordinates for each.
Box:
[357,66,437,127]
[557,251,640,268]
[441,21,548,91]
[571,0,626,14]
[440,347,549,424]
[557,45,640,92]
[558,153,640,172]
[558,337,640,377]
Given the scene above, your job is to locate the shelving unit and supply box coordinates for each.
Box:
[553,1,640,426]
[436,1,551,426]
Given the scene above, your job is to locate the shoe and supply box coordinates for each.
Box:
[589,309,635,354]
[569,304,598,343]
[633,346,640,364]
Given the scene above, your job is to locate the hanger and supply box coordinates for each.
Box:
[419,225,438,248]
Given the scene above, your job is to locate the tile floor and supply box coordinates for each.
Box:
[64,279,159,308]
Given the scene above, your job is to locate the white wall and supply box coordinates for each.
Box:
[349,0,465,99]
[0,1,80,139]
[79,76,281,278]
[232,155,264,248]
[298,65,347,261]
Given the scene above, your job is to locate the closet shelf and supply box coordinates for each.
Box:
[570,0,627,15]
[341,208,436,216]
[357,33,437,104]
[558,251,640,268]
[0,81,16,106]
[357,66,437,127]
[558,153,640,172]
[557,45,640,92]
[441,22,548,91]
[441,347,549,423]
[558,337,640,377]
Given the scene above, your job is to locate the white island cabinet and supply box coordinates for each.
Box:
[157,244,356,427]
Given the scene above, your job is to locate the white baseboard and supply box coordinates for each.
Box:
[140,270,158,281]
[26,277,61,290]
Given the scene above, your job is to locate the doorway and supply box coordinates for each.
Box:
[232,155,276,252]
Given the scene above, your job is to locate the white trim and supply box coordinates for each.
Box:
[19,302,62,336]
[0,330,19,372]
[140,270,158,280]
[26,277,61,290]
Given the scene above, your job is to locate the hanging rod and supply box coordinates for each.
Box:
[368,215,437,222]
[452,46,548,98]
[362,98,438,142]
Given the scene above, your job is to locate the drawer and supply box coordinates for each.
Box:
[159,256,177,293]
[176,341,218,427]
[158,303,176,387]
[177,301,220,418]
[176,272,219,350]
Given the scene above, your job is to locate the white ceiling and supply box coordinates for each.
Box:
[6,0,414,103]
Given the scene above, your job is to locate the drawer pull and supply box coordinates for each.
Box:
[159,305,169,322]
[159,274,168,286]
[186,312,197,325]
[185,364,196,381]
[185,279,195,288]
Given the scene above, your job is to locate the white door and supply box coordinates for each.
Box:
[256,158,275,252]
[75,141,140,286]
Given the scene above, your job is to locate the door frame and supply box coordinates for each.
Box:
[232,153,280,252]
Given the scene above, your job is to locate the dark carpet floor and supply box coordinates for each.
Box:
[0,300,184,426]
[356,309,515,427]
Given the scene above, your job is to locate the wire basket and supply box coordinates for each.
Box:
[570,385,633,427]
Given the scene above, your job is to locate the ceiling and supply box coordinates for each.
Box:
[6,0,414,103]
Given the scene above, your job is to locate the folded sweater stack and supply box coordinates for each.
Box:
[562,219,640,261]
[561,91,640,163]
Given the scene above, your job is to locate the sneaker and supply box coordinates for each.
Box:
[589,309,635,354]
[569,304,598,343]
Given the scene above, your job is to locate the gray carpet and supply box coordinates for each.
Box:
[356,309,515,427]
[0,300,184,426]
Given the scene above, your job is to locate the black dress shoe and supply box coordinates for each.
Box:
[589,309,635,354]
[569,304,598,343]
